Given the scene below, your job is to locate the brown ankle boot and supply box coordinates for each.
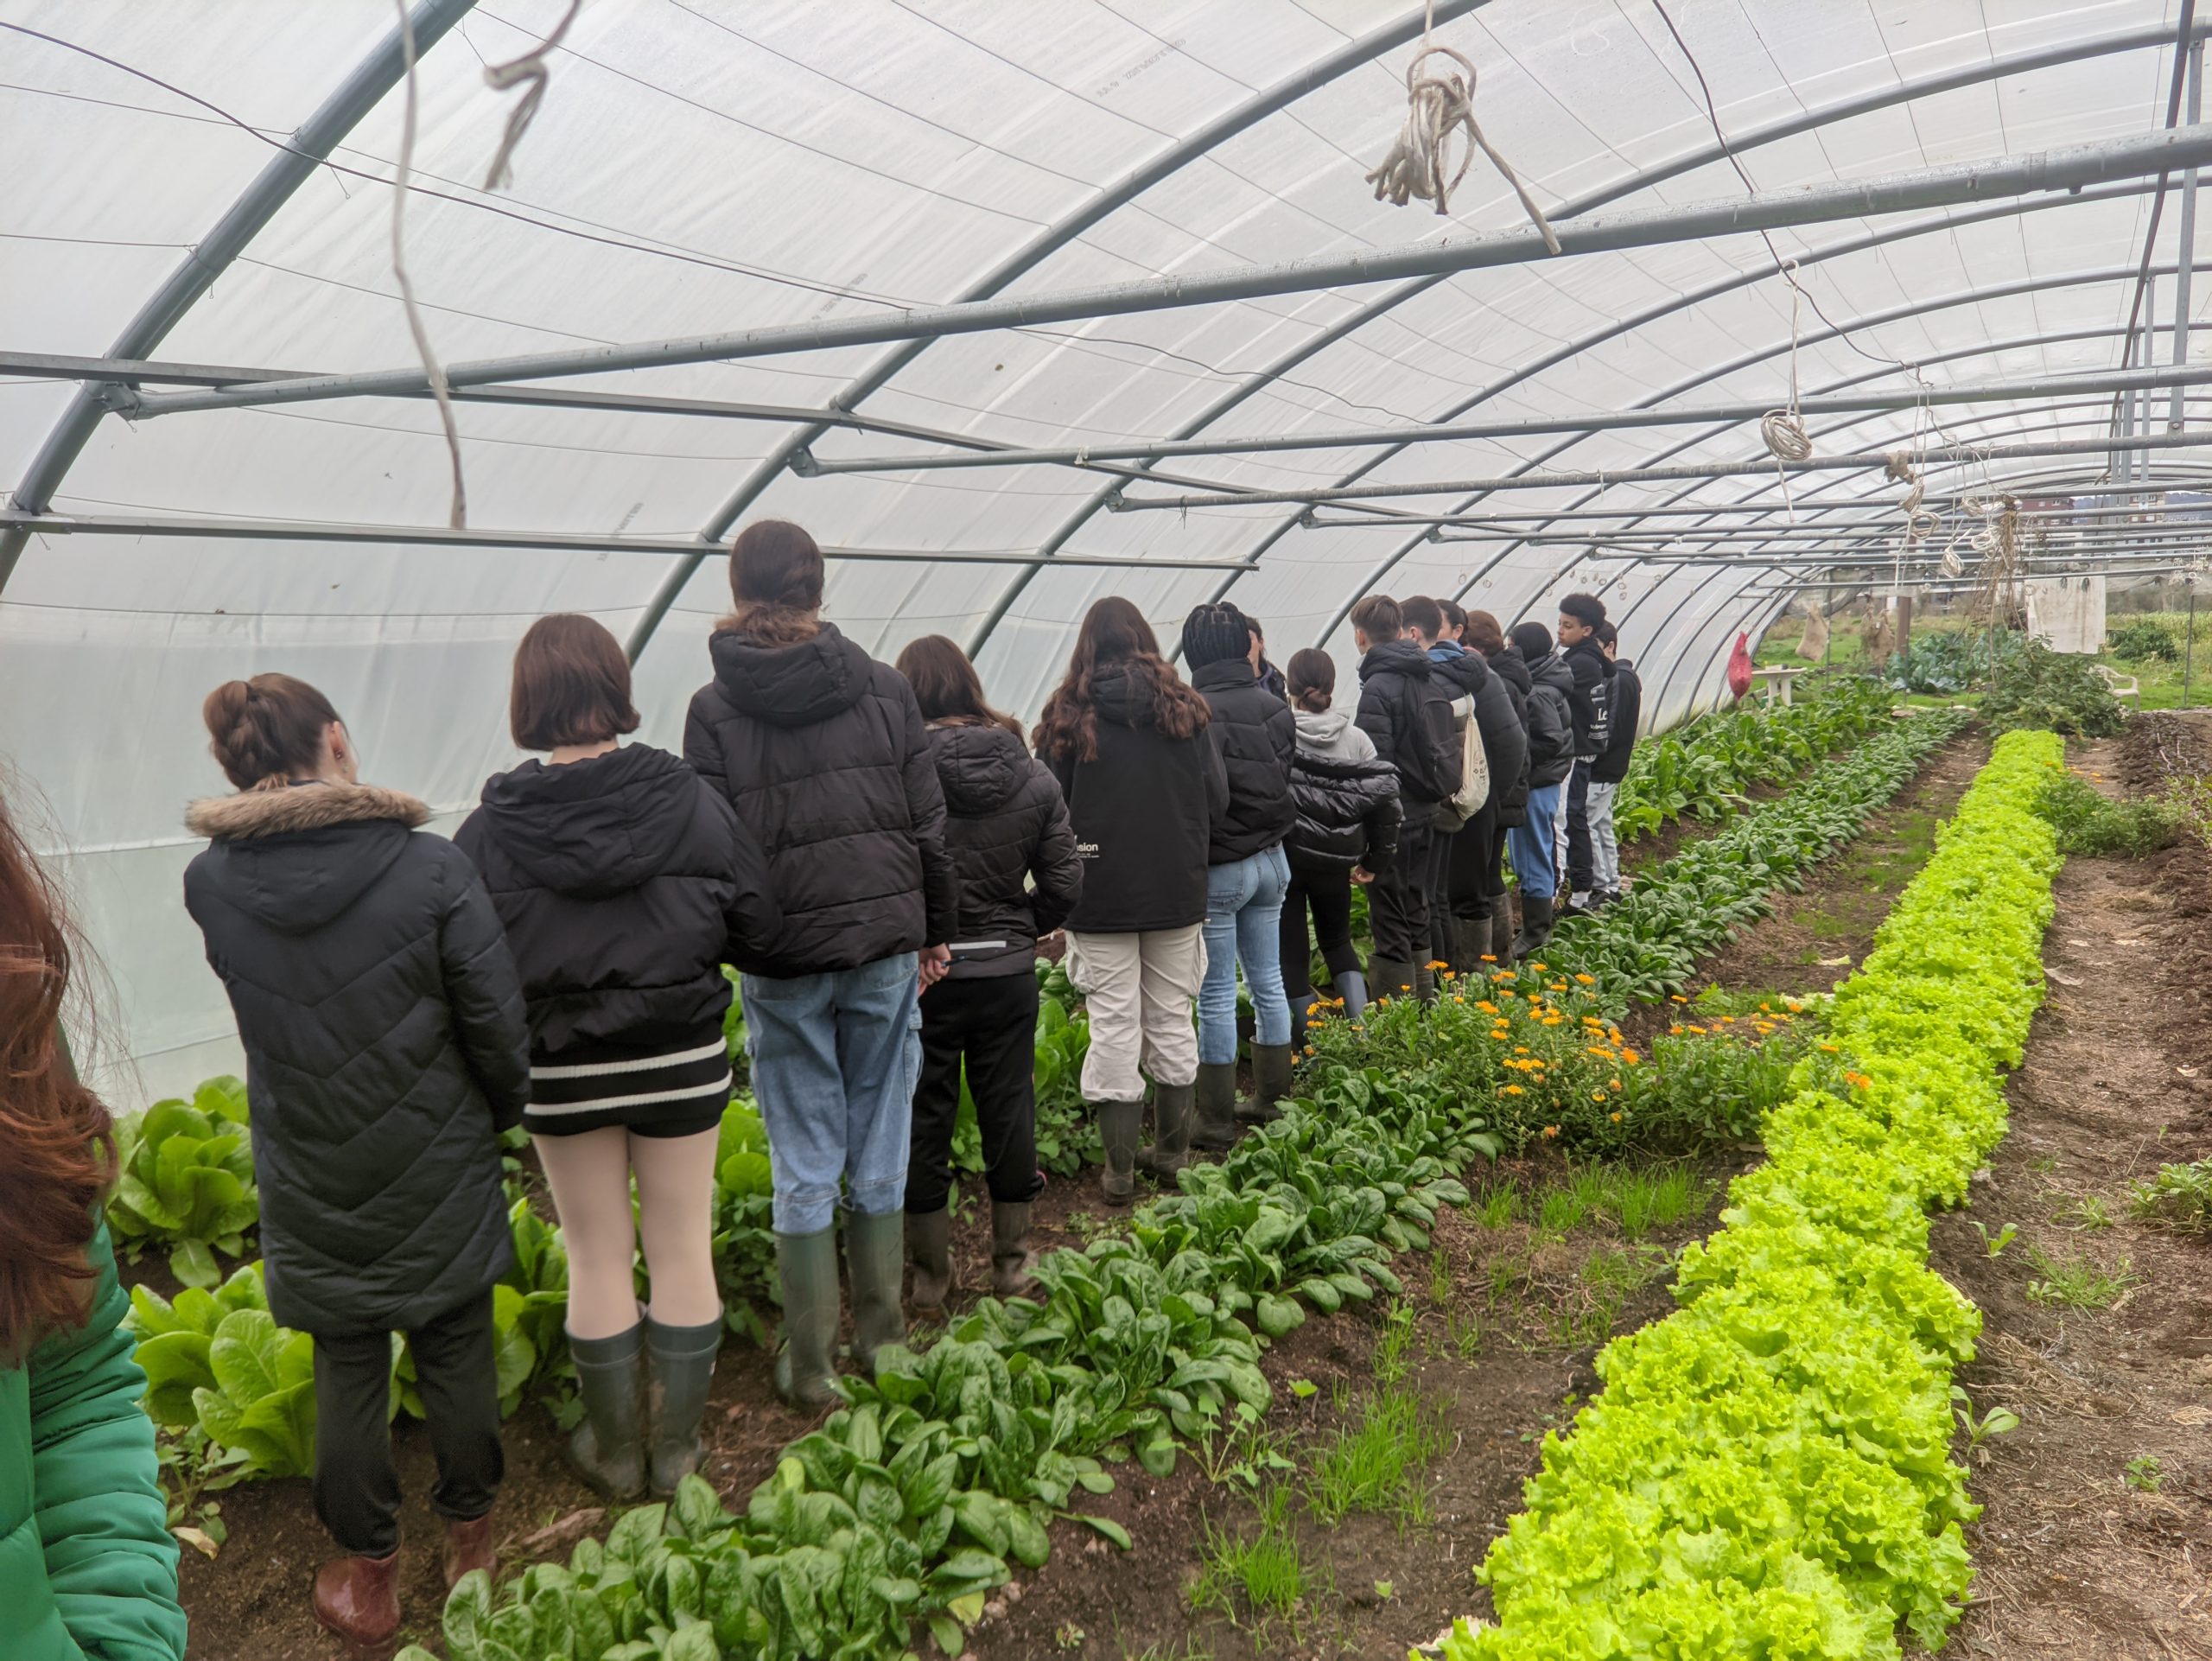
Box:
[314,1550,401,1645]
[442,1511,498,1590]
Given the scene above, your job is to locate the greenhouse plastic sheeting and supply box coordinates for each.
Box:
[3,0,2204,1101]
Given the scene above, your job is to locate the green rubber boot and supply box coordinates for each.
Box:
[645,1313,722,1497]
[1138,1079,1194,1181]
[1240,1041,1294,1124]
[772,1229,842,1410]
[844,1209,906,1377]
[905,1208,952,1318]
[565,1322,646,1501]
[1097,1098,1142,1206]
[1189,1062,1240,1152]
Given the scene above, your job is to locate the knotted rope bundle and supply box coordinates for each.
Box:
[482,0,582,190]
[1364,6,1560,249]
[1759,273,1811,520]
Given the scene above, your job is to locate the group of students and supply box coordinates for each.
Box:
[0,514,1646,1655]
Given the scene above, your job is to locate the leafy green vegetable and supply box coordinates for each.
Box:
[106,1076,257,1289]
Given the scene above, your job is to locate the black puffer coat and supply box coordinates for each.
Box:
[1429,646,1528,821]
[1191,659,1296,863]
[454,743,779,1057]
[183,782,530,1335]
[1046,665,1227,934]
[1287,740,1402,878]
[1523,651,1580,788]
[1354,640,1460,813]
[1482,648,1535,826]
[1592,659,1643,786]
[685,623,957,977]
[927,720,1084,979]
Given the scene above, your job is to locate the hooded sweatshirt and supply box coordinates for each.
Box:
[183,780,530,1333]
[1354,638,1460,814]
[1045,662,1227,934]
[455,743,779,1132]
[685,621,957,977]
[1592,657,1643,785]
[925,720,1083,978]
[1522,650,1580,787]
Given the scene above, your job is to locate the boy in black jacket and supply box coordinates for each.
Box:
[1554,592,1611,916]
[1349,594,1459,1001]
[1587,620,1641,907]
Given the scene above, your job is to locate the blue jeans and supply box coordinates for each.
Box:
[1509,784,1562,901]
[1198,844,1293,1065]
[742,952,920,1235]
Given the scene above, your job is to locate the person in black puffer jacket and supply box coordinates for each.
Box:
[1279,648,1399,1047]
[683,521,958,1410]
[1183,603,1298,1148]
[1348,594,1460,1002]
[183,673,530,1641]
[1033,597,1225,1206]
[1587,621,1643,907]
[892,636,1081,1315]
[457,615,780,1505]
[1466,611,1533,964]
[1507,621,1579,958]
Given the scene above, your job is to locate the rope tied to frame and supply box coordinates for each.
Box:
[480,0,583,190]
[1363,1,1560,248]
[391,0,466,530]
[1759,268,1810,521]
[1885,449,1940,544]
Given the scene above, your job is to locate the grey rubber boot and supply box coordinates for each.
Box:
[1189,1063,1240,1151]
[1238,1041,1294,1124]
[1449,916,1489,976]
[1336,969,1369,1020]
[1138,1079,1194,1180]
[1413,963,1436,1002]
[1489,908,1515,967]
[1096,1098,1142,1206]
[844,1209,906,1376]
[905,1209,952,1318]
[1510,894,1555,962]
[1368,957,1417,1002]
[565,1322,646,1501]
[644,1313,722,1497]
[989,1202,1039,1299]
[772,1228,843,1410]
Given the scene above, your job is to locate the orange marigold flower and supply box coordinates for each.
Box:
[1622,1049,1640,1065]
[1541,1124,1560,1138]
[1669,994,1688,1004]
[1477,1001,1499,1015]
[1609,1078,1622,1089]
[1610,1111,1623,1123]
[1427,960,1451,971]
[1503,1085,1525,1096]
[1530,962,1548,972]
[1685,1024,1707,1034]
[1574,973,1596,985]
[1480,953,1497,964]
[1819,1041,1840,1053]
[1669,1024,1686,1035]
[1514,1046,1531,1054]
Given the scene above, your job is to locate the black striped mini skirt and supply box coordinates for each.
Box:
[523,1027,733,1139]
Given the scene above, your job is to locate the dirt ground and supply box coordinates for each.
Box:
[1936,719,2212,1660]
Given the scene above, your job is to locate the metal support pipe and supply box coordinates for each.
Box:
[0,512,1262,572]
[2181,40,2207,435]
[0,0,480,595]
[124,127,2212,420]
[799,363,2212,476]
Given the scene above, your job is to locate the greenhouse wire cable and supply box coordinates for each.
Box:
[389,0,467,530]
[478,0,581,189]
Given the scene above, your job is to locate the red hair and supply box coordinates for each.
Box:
[0,788,114,1364]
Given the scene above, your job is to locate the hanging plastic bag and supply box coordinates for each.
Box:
[1726,633,1755,702]
[1797,601,1830,661]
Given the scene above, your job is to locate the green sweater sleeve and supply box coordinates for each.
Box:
[29,1221,187,1661]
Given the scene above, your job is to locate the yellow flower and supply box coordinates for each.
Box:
[1609,1078,1622,1089]
[1503,1085,1524,1096]
[1530,962,1548,972]
[1785,999,1804,1013]
[1669,994,1688,1004]
[1479,953,1497,964]
[1477,1000,1499,1015]
[1609,1111,1623,1123]
[1669,1024,1686,1035]
[1541,1016,1563,1028]
[1621,1048,1641,1066]
[1686,1024,1707,1035]
[1514,1045,1531,1054]
[1819,1041,1840,1053]
[1592,1091,1606,1102]
[1427,960,1451,971]
[1574,973,1596,985]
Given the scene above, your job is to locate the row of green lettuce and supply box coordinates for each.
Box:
[385,729,1978,1661]
[1434,729,2063,1660]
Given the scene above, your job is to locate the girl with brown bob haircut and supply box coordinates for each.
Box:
[1032,597,1225,1206]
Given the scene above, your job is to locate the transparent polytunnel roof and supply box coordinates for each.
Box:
[4,0,2209,1098]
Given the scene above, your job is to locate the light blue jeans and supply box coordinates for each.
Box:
[742,951,920,1235]
[1508,783,1562,901]
[1198,843,1293,1065]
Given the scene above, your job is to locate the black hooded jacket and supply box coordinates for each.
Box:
[1522,651,1580,788]
[1481,648,1535,825]
[1427,645,1529,822]
[183,781,530,1335]
[926,720,1084,978]
[1191,658,1296,863]
[454,744,779,1062]
[1561,634,1611,757]
[685,622,957,978]
[1046,664,1228,934]
[1592,658,1643,785]
[1354,639,1460,814]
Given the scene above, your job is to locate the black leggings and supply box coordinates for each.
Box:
[1281,865,1360,1009]
[908,971,1042,1212]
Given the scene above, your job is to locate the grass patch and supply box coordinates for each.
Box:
[2023,1242,2140,1309]
[2031,771,2189,858]
[1476,1178,1522,1229]
[1303,1382,1447,1527]
[1190,1485,1313,1627]
[2129,1159,2212,1232]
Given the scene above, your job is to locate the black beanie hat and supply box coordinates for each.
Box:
[1181,603,1253,670]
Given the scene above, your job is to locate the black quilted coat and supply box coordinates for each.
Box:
[1287,749,1402,876]
[926,720,1084,979]
[183,782,530,1334]
[1191,658,1296,863]
[685,622,958,978]
[1482,648,1535,826]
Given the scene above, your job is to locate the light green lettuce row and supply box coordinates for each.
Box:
[1436,730,2065,1660]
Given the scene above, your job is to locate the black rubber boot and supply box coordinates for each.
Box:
[1336,969,1369,1019]
[772,1228,842,1410]
[1189,1063,1240,1151]
[989,1202,1039,1300]
[1510,894,1555,961]
[1414,964,1437,1002]
[1096,1099,1142,1206]
[905,1208,951,1317]
[1138,1079,1194,1181]
[1449,916,1489,976]
[645,1313,721,1497]
[565,1322,646,1501]
[1239,1041,1294,1123]
[1488,909,1514,967]
[844,1209,906,1377]
[1368,957,1417,1002]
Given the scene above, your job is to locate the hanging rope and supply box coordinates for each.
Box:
[391,0,467,529]
[1364,1,1560,248]
[480,0,582,190]
[1759,267,1810,522]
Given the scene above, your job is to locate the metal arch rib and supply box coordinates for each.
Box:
[618,0,1492,665]
[962,17,2212,663]
[0,0,478,595]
